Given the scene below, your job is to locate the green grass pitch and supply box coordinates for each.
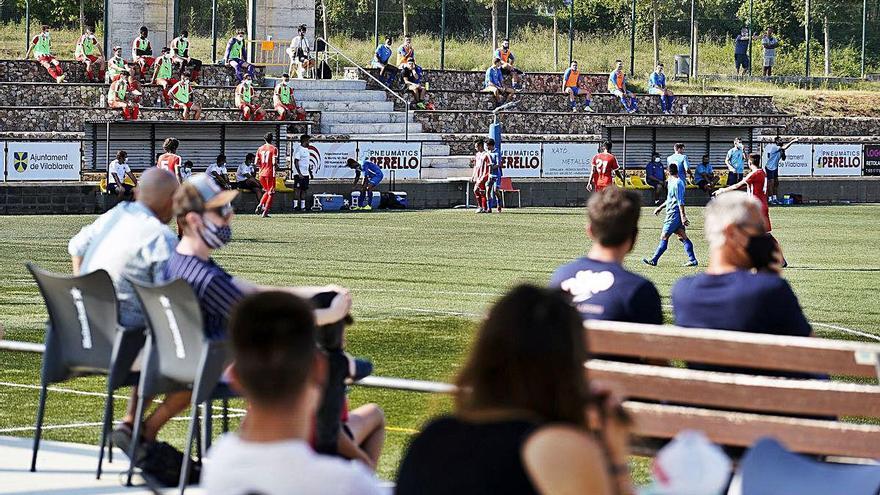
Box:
[1,205,879,481]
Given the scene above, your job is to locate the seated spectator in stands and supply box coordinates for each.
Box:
[235,153,262,195]
[562,60,594,113]
[224,30,254,82]
[108,70,140,120]
[75,26,105,83]
[132,26,155,81]
[180,160,194,181]
[106,46,128,83]
[672,192,811,359]
[151,47,177,106]
[287,24,315,79]
[482,58,514,108]
[207,154,232,190]
[734,27,752,76]
[397,34,415,69]
[401,59,427,109]
[667,142,694,183]
[396,284,634,495]
[648,63,675,114]
[25,25,66,83]
[645,151,666,204]
[202,291,380,495]
[762,28,780,77]
[68,168,183,460]
[126,73,144,106]
[694,153,718,192]
[169,73,202,120]
[494,38,523,90]
[725,137,746,186]
[170,30,202,81]
[107,150,138,200]
[273,73,306,121]
[338,402,386,471]
[552,188,662,324]
[235,73,266,121]
[372,36,398,87]
[608,60,638,114]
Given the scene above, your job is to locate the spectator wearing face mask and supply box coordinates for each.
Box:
[645,152,666,205]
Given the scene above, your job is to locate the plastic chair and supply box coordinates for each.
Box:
[629,175,653,190]
[275,176,294,192]
[717,173,729,187]
[732,437,880,495]
[25,263,144,479]
[127,278,233,493]
[613,176,625,187]
[499,177,521,208]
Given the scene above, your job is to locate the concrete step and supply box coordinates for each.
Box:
[295,89,388,101]
[321,123,423,134]
[421,166,469,179]
[300,101,395,112]
[423,143,451,155]
[265,78,367,91]
[422,155,473,168]
[320,112,409,124]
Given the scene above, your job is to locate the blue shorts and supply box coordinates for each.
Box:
[486,176,499,193]
[368,176,383,187]
[662,215,684,236]
[766,168,778,180]
[566,86,580,95]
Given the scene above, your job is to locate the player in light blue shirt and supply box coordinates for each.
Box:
[667,142,693,183]
[648,64,675,114]
[763,136,799,204]
[346,158,384,210]
[372,36,397,87]
[644,162,698,267]
[725,137,746,186]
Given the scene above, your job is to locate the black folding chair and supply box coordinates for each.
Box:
[25,262,144,479]
[127,278,233,493]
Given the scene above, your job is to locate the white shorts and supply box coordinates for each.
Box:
[764,56,776,67]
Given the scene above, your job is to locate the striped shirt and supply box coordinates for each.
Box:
[163,252,243,339]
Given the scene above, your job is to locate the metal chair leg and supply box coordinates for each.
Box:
[222,397,229,433]
[29,382,48,472]
[202,401,213,452]
[125,392,147,486]
[178,405,200,495]
[107,397,114,464]
[96,380,115,479]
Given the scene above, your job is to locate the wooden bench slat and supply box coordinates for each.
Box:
[585,320,880,378]
[625,401,880,459]
[588,360,880,417]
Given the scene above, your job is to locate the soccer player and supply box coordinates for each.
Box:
[483,58,514,108]
[485,138,503,213]
[694,153,717,192]
[105,46,128,83]
[763,136,799,204]
[25,25,66,83]
[397,34,415,69]
[648,63,675,114]
[725,137,746,187]
[494,38,523,89]
[206,154,232,189]
[157,137,183,182]
[108,150,138,200]
[107,70,140,120]
[75,26,105,82]
[224,30,255,82]
[273,73,306,121]
[170,30,202,81]
[400,59,427,109]
[471,139,490,213]
[292,134,312,212]
[256,133,279,217]
[346,158,384,210]
[372,36,398,87]
[151,47,177,106]
[235,73,266,121]
[588,140,623,192]
[288,24,315,79]
[561,60,593,113]
[235,153,263,195]
[667,142,694,183]
[168,73,202,120]
[643,162,698,267]
[131,26,155,81]
[608,60,638,114]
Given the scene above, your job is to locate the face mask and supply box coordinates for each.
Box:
[199,215,232,249]
[654,157,661,163]
[745,233,775,269]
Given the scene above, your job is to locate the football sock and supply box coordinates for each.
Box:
[683,239,696,262]
[651,239,669,263]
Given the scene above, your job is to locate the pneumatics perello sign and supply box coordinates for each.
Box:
[6,142,81,181]
[812,144,862,176]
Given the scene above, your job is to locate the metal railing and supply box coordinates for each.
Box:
[316,37,412,141]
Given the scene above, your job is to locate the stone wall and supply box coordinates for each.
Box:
[1,184,100,215]
[439,132,600,155]
[355,68,608,93]
[782,117,880,137]
[415,111,788,136]
[0,107,320,132]
[0,60,264,86]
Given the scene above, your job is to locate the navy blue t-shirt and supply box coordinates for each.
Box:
[163,252,244,340]
[672,270,810,337]
[550,258,663,324]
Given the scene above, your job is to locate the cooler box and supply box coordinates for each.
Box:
[312,193,345,211]
[351,191,381,208]
[385,191,408,209]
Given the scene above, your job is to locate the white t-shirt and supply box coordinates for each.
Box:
[762,36,779,57]
[235,163,254,182]
[293,146,311,176]
[206,163,227,182]
[180,166,193,181]
[202,435,385,495]
[108,159,131,184]
[290,35,311,57]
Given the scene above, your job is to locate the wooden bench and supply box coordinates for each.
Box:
[584,320,880,459]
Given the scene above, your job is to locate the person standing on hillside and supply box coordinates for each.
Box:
[734,27,752,76]
[224,30,255,82]
[562,60,594,113]
[75,26,105,83]
[588,140,624,192]
[761,28,780,77]
[494,38,523,90]
[25,25,65,83]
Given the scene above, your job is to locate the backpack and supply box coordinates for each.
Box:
[139,441,201,487]
[317,60,332,80]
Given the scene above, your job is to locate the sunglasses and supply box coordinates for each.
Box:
[209,203,234,219]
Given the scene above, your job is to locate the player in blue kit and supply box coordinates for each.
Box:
[667,142,694,183]
[346,158,384,210]
[643,162,698,267]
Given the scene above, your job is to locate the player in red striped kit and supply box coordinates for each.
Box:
[255,132,279,218]
[471,139,491,213]
[156,137,183,182]
[588,140,624,192]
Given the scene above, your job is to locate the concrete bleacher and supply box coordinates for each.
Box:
[354,67,609,93]
[0,59,264,86]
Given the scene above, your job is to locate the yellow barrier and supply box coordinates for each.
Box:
[246,39,293,68]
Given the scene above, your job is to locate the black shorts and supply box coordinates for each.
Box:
[735,54,750,70]
[728,172,743,185]
[294,175,310,191]
[236,179,259,191]
[500,66,523,76]
[766,168,778,180]
[108,183,134,195]
[646,178,663,189]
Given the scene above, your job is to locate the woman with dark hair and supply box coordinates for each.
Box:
[396,284,633,495]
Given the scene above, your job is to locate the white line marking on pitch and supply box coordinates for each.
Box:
[0,413,246,434]
[397,307,482,318]
[812,322,880,341]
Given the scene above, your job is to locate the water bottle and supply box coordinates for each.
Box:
[225,74,231,86]
[681,104,688,115]
[155,94,162,108]
[99,93,106,107]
